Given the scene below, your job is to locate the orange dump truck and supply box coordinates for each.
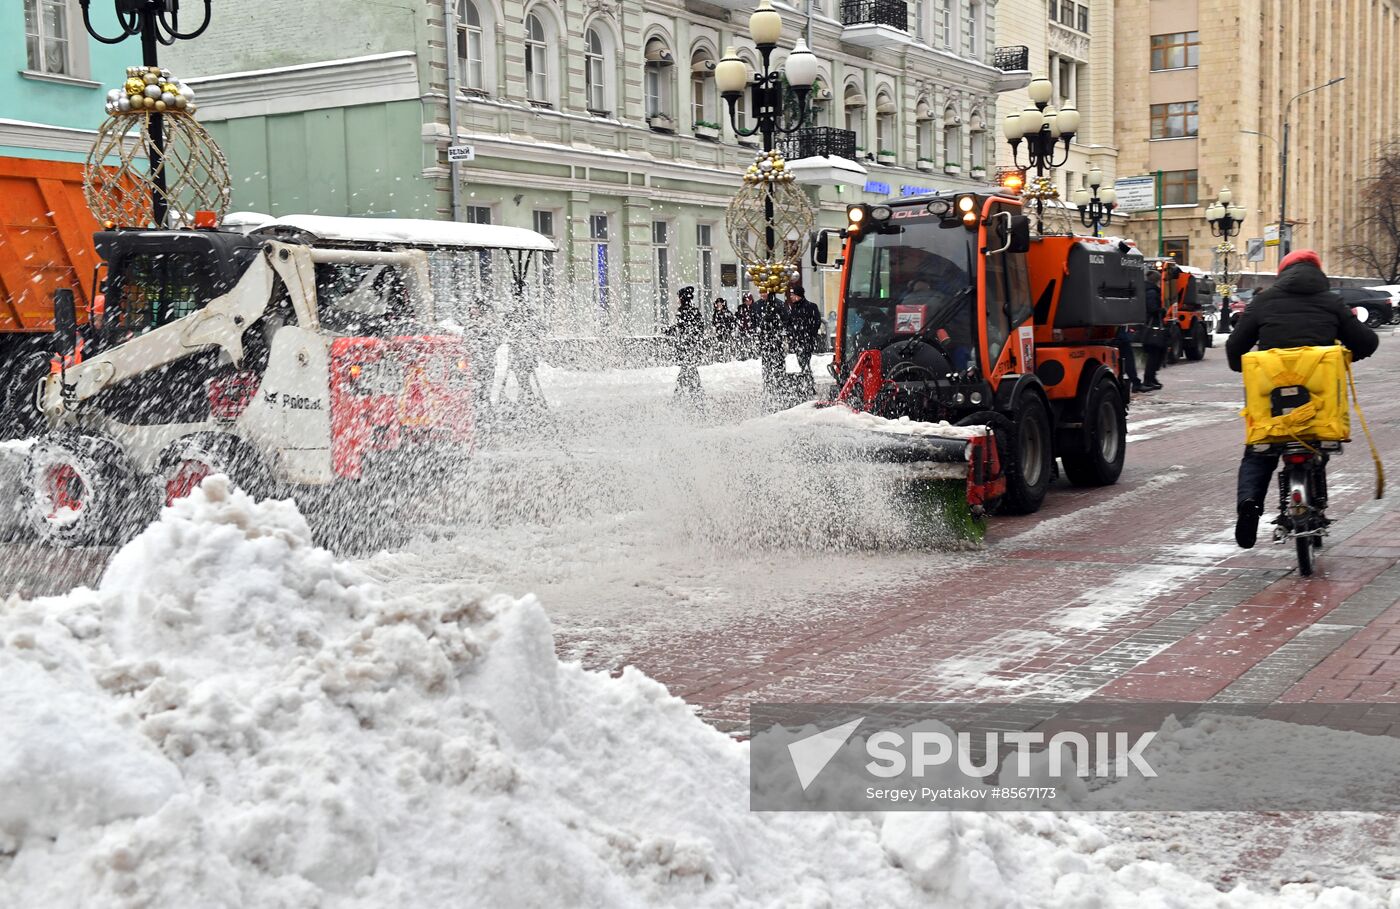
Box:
[0,156,102,434]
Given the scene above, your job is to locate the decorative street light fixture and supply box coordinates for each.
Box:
[1002,77,1079,232]
[1207,187,1247,333]
[78,0,213,228]
[718,0,819,296]
[1072,167,1116,237]
[715,1,818,153]
[1278,76,1345,259]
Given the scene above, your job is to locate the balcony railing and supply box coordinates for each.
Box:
[778,127,858,161]
[993,45,1030,72]
[840,0,907,31]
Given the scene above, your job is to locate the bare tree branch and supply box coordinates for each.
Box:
[1340,140,1400,283]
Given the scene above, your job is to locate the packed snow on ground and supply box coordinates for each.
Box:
[2,483,1393,908]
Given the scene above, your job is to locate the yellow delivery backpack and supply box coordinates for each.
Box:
[1240,345,1351,445]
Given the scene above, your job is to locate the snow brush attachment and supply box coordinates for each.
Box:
[766,406,1002,548]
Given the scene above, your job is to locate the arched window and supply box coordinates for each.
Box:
[968,107,986,171]
[585,28,606,112]
[524,12,549,104]
[644,36,675,127]
[875,90,896,159]
[690,47,716,129]
[843,82,866,152]
[915,99,933,163]
[457,0,485,91]
[943,104,962,167]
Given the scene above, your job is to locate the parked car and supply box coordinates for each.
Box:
[1364,286,1400,324]
[1337,287,1394,328]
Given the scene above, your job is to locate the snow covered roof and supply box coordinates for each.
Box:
[254,215,557,252]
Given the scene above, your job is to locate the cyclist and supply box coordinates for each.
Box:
[1226,249,1379,548]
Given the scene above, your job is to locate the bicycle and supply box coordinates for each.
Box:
[1268,439,1344,576]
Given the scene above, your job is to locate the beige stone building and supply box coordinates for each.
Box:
[1112,0,1400,277]
[994,0,1118,203]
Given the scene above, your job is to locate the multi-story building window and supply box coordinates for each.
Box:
[937,0,953,50]
[644,38,674,122]
[465,205,492,224]
[456,0,485,92]
[1058,1,1074,27]
[944,109,961,166]
[1150,101,1199,139]
[1058,58,1075,105]
[964,1,980,58]
[696,224,714,302]
[844,83,865,150]
[652,220,671,326]
[24,0,70,76]
[1048,0,1058,20]
[1161,170,1199,205]
[585,28,607,112]
[1163,238,1191,262]
[531,209,556,301]
[590,213,611,311]
[875,93,895,157]
[691,49,715,127]
[1077,3,1089,32]
[916,118,933,162]
[524,13,549,104]
[1150,32,1200,71]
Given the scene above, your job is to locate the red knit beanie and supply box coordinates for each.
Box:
[1279,249,1322,272]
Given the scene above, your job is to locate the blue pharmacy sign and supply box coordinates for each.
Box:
[900,185,934,197]
[863,180,891,195]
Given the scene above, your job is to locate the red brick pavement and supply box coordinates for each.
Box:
[584,334,1400,728]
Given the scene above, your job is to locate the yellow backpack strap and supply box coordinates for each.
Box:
[1346,359,1385,500]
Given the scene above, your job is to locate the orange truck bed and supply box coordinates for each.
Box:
[0,156,100,334]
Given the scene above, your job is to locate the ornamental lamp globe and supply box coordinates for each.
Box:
[1056,103,1080,137]
[749,0,783,47]
[716,47,748,96]
[1019,104,1044,134]
[1002,112,1025,141]
[1028,77,1053,105]
[1100,187,1117,205]
[784,38,817,88]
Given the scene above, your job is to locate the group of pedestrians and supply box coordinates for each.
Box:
[1115,267,1167,395]
[667,284,824,404]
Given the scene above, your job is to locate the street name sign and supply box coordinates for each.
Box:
[447,145,476,162]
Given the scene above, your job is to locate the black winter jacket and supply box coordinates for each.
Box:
[1225,263,1379,371]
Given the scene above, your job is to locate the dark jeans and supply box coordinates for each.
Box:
[1142,346,1164,384]
[1113,334,1139,384]
[1237,448,1329,509]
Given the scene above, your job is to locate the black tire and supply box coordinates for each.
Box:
[1062,379,1127,487]
[26,434,149,547]
[1183,321,1207,361]
[1296,535,1314,576]
[1,348,53,440]
[153,433,270,508]
[1166,324,1184,363]
[1363,309,1385,329]
[998,393,1054,515]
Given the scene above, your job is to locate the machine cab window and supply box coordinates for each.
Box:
[111,250,221,335]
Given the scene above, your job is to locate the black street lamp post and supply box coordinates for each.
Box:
[1072,167,1117,238]
[716,0,818,273]
[1002,77,1079,232]
[1208,188,1247,333]
[78,0,213,228]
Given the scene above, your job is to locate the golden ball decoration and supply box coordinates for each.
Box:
[86,67,229,228]
[725,150,815,296]
[105,65,197,117]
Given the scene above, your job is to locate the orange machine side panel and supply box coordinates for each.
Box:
[1025,235,1078,345]
[0,156,100,334]
[1035,344,1120,400]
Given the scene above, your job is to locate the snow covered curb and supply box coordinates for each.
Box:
[0,441,31,540]
[0,481,1387,907]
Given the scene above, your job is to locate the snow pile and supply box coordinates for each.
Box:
[762,401,987,441]
[0,484,1388,907]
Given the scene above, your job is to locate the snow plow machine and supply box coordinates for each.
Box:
[809,191,1147,538]
[23,217,558,550]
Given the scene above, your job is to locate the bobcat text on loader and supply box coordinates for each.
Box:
[814,191,1147,516]
[28,216,554,548]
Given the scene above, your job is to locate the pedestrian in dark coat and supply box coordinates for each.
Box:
[1226,249,1379,548]
[668,286,706,402]
[756,291,789,399]
[734,292,759,358]
[785,284,823,396]
[1139,271,1167,390]
[711,297,738,361]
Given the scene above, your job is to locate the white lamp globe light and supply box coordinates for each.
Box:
[1218,187,1233,204]
[1056,103,1080,136]
[1072,188,1091,207]
[1043,106,1062,137]
[749,0,783,46]
[716,47,749,95]
[1003,112,1025,140]
[1229,205,1247,222]
[1019,104,1044,134]
[1028,77,1053,104]
[1088,167,1104,188]
[1101,187,1117,205]
[784,38,817,87]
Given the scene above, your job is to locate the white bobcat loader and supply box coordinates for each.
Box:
[29,227,479,548]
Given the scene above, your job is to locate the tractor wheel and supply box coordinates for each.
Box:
[1165,324,1185,363]
[1,348,52,440]
[26,435,147,547]
[1182,320,1208,361]
[998,393,1054,515]
[154,433,270,508]
[1061,379,1127,487]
